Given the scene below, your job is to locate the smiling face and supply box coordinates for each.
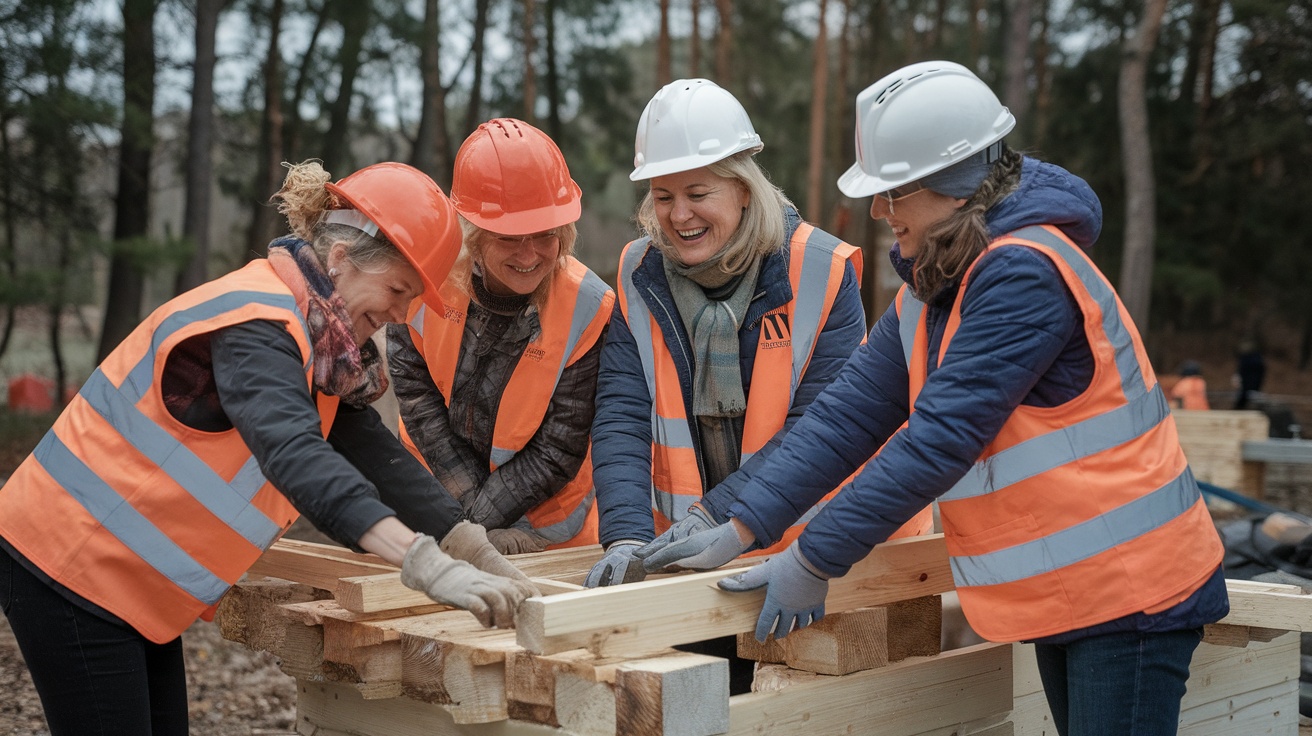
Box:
[869,188,967,258]
[478,231,562,296]
[649,167,750,266]
[328,244,425,345]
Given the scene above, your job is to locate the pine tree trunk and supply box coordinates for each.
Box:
[545,0,562,142]
[98,0,157,361]
[411,0,448,180]
[805,0,830,224]
[714,0,732,82]
[1116,0,1170,330]
[657,0,671,86]
[244,0,284,265]
[465,0,491,135]
[690,0,701,77]
[522,0,537,123]
[176,0,222,294]
[1002,0,1032,123]
[321,0,370,173]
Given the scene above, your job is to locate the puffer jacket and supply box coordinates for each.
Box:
[592,209,867,546]
[386,290,602,532]
[726,157,1227,641]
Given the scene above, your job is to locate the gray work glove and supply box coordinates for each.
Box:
[583,541,647,587]
[631,504,717,565]
[487,526,550,556]
[440,521,541,600]
[635,518,752,573]
[400,534,526,628]
[718,542,831,642]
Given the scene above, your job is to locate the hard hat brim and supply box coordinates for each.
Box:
[629,141,763,182]
[837,162,895,198]
[457,197,582,236]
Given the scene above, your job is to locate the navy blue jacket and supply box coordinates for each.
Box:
[591,211,866,546]
[728,159,1227,641]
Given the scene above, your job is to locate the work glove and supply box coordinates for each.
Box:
[718,542,831,642]
[635,517,752,573]
[487,526,550,556]
[399,534,526,628]
[631,504,717,564]
[583,541,647,587]
[440,521,541,599]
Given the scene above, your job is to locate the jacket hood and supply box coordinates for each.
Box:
[986,157,1103,252]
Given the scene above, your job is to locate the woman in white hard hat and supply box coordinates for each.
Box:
[644,61,1229,734]
[387,119,614,555]
[585,78,931,593]
[0,161,539,735]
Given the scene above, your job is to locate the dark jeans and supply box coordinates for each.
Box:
[1034,628,1203,736]
[0,548,189,735]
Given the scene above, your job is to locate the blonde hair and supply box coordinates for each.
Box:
[635,151,791,278]
[913,146,1024,300]
[446,216,578,307]
[273,159,405,273]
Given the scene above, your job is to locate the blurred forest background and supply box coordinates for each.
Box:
[0,0,1309,423]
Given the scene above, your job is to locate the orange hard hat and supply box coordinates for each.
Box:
[451,118,582,235]
[323,162,461,311]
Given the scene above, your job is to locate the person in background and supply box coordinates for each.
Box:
[1234,339,1266,410]
[387,119,613,555]
[0,161,537,736]
[648,62,1229,735]
[1170,360,1210,410]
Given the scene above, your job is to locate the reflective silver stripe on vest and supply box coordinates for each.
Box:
[32,431,233,605]
[1010,226,1146,400]
[898,291,924,369]
[790,228,844,397]
[32,289,309,604]
[522,488,596,543]
[409,304,427,337]
[950,467,1202,588]
[943,385,1172,501]
[490,270,610,540]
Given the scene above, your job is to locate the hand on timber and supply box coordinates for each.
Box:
[630,503,717,562]
[487,526,550,555]
[440,521,541,599]
[400,534,526,628]
[635,516,754,573]
[583,541,647,587]
[718,542,830,642]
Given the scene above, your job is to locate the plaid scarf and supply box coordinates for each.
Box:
[267,237,388,408]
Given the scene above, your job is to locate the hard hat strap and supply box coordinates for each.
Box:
[321,209,382,239]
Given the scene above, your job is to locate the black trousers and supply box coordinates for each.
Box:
[0,548,189,735]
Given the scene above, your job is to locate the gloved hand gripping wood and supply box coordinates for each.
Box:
[439,521,542,600]
[400,534,527,628]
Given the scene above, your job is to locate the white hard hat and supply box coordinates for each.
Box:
[630,78,763,181]
[837,61,1015,198]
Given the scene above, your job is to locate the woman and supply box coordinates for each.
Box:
[388,118,614,555]
[587,78,931,591]
[650,62,1230,735]
[0,161,536,735]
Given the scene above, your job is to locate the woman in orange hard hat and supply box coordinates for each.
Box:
[0,161,537,736]
[387,119,614,555]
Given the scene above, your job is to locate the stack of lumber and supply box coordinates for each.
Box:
[219,535,1312,735]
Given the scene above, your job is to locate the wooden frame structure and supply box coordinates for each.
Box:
[219,530,1312,736]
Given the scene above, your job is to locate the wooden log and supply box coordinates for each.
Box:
[726,643,1012,735]
[214,578,328,681]
[738,596,943,676]
[614,653,729,736]
[518,534,953,657]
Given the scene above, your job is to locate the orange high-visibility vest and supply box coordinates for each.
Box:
[400,256,614,548]
[898,225,1223,642]
[1170,376,1210,411]
[0,260,338,644]
[618,224,934,556]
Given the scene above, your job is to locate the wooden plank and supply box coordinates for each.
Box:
[614,653,729,736]
[1173,409,1269,498]
[1221,579,1312,631]
[249,541,397,591]
[335,574,580,614]
[726,643,1011,735]
[518,534,953,657]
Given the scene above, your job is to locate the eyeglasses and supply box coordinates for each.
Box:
[875,181,925,215]
[492,232,560,249]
